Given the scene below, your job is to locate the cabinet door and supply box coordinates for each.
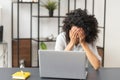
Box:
[12,39,31,67]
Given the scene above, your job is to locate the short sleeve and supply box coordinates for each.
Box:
[55,33,66,51]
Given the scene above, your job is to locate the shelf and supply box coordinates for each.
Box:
[12,1,38,4]
[97,46,103,49]
[32,15,66,18]
[12,38,31,40]
[12,38,56,42]
[0,41,7,44]
[98,26,104,28]
[32,38,56,42]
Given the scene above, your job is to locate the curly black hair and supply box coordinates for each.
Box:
[62,8,99,44]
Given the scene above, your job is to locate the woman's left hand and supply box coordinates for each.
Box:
[77,28,86,44]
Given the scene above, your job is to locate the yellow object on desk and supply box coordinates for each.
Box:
[12,70,31,79]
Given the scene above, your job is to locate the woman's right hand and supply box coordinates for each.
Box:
[69,26,79,45]
[65,26,79,51]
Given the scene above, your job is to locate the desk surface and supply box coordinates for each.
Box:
[0,68,120,80]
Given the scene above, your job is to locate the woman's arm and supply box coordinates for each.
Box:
[64,42,74,51]
[78,28,101,70]
[81,42,101,70]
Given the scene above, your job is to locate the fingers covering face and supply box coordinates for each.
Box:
[71,26,85,35]
[71,26,86,39]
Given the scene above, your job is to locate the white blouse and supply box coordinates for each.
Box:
[55,32,102,62]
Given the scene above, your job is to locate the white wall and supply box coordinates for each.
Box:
[0,0,11,67]
[104,0,120,67]
[0,6,2,25]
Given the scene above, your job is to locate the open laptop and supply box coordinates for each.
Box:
[39,50,87,79]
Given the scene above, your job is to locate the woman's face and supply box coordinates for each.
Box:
[71,26,81,44]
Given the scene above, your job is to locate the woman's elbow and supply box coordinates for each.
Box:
[93,60,101,70]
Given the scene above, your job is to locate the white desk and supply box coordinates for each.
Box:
[0,42,8,67]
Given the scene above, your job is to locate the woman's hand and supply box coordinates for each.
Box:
[69,26,79,45]
[77,28,86,44]
[65,26,79,51]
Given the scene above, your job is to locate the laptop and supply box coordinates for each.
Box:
[39,50,87,79]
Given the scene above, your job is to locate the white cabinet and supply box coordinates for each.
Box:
[0,42,8,67]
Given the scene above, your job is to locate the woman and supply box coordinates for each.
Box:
[55,8,101,70]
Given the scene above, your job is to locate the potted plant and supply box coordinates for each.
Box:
[41,0,57,17]
[40,42,47,50]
